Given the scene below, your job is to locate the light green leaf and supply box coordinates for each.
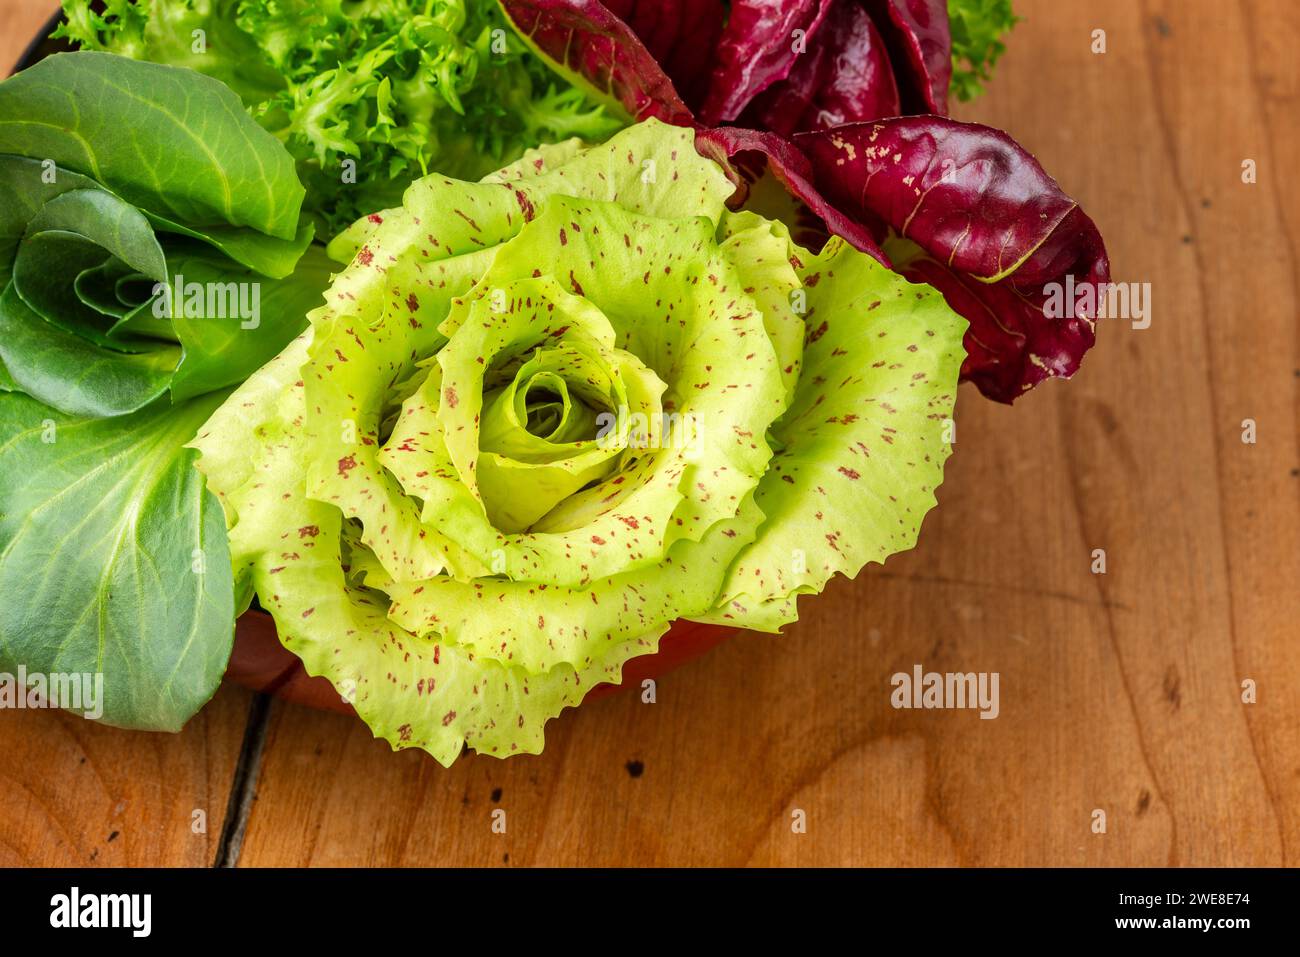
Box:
[385,494,765,673]
[700,239,967,630]
[189,119,969,764]
[191,335,664,764]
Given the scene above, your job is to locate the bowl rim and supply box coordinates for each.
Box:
[14,8,65,75]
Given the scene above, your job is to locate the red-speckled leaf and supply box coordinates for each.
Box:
[795,117,1110,401]
[861,0,953,114]
[740,0,901,136]
[499,0,694,123]
[697,0,834,125]
[602,0,726,111]
[697,235,966,632]
[695,125,888,262]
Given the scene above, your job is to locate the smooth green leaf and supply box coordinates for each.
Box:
[144,215,315,281]
[74,258,136,320]
[0,155,102,283]
[167,243,334,402]
[0,51,318,417]
[0,282,177,417]
[0,52,303,239]
[0,389,234,730]
[0,154,312,283]
[13,189,169,348]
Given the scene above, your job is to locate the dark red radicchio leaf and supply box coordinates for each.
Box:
[500,0,694,123]
[498,4,1107,402]
[501,0,950,130]
[695,125,888,258]
[696,0,836,125]
[740,0,901,137]
[601,0,726,111]
[794,118,1110,401]
[861,0,953,114]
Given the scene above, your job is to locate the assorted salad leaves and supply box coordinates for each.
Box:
[57,0,623,234]
[0,1,1113,758]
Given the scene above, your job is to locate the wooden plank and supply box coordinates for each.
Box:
[1244,0,1300,856]
[0,685,254,867]
[234,0,1298,867]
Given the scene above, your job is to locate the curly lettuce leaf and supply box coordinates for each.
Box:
[948,0,1018,102]
[698,236,965,630]
[59,0,623,235]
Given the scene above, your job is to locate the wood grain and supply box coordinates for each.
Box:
[0,685,253,867]
[1,0,1296,867]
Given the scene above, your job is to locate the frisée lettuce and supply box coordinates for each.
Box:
[57,0,623,235]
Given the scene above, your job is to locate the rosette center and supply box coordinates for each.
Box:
[472,319,668,533]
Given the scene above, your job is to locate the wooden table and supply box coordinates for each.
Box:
[1,0,1296,867]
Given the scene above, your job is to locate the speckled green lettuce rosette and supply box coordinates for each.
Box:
[190,119,966,764]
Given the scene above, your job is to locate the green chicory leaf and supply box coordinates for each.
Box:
[0,53,326,418]
[0,389,234,730]
[191,119,967,764]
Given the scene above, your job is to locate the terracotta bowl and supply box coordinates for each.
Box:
[227,612,737,711]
